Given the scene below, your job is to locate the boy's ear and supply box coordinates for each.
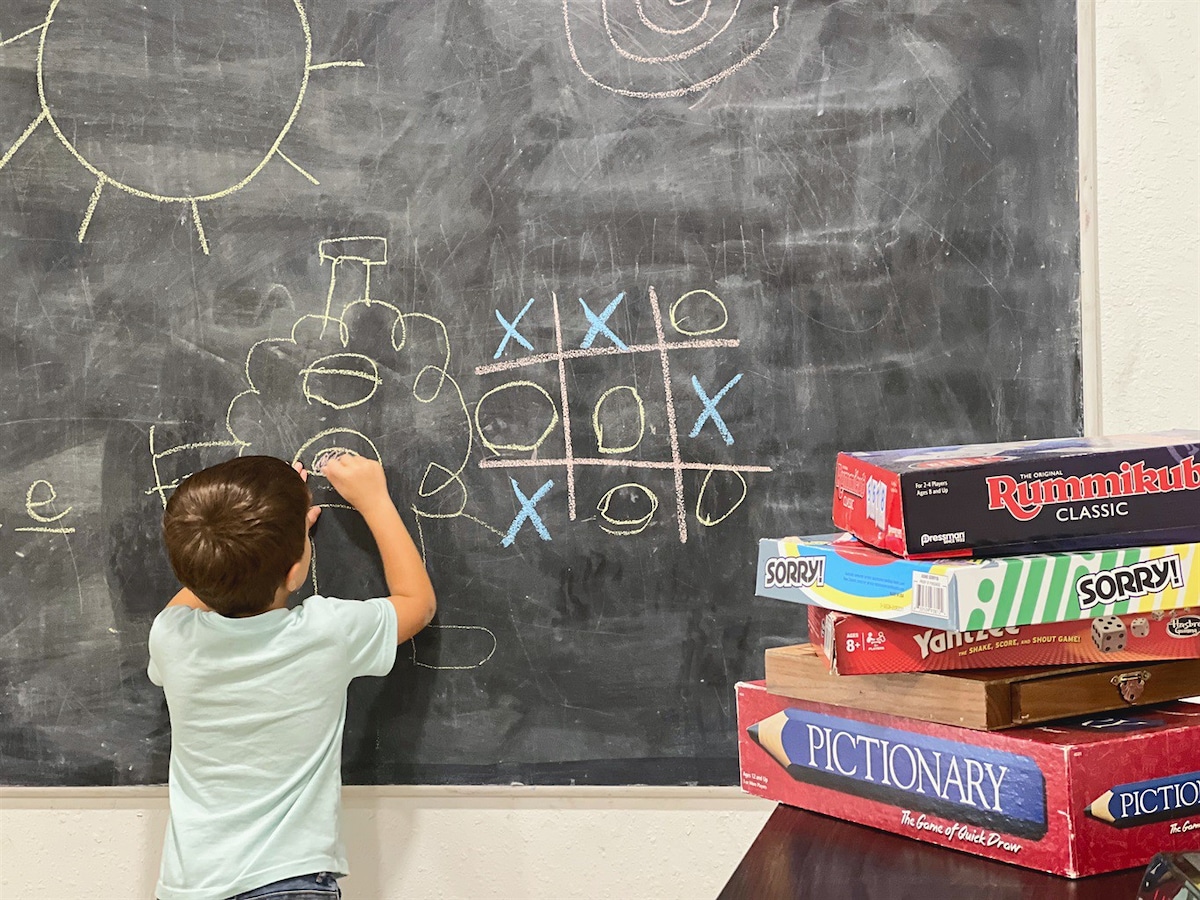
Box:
[285,556,308,592]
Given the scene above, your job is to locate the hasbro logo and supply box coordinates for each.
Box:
[1168,616,1200,639]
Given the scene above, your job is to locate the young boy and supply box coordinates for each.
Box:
[148,453,436,900]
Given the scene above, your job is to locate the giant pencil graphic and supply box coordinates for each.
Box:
[748,707,1048,839]
[1087,771,1200,828]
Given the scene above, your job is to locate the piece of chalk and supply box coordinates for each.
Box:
[312,449,358,473]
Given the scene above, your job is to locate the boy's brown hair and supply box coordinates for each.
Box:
[163,456,311,617]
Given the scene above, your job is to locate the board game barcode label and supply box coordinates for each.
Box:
[912,573,950,618]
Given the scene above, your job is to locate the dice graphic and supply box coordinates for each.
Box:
[1092,616,1127,653]
[1130,617,1151,639]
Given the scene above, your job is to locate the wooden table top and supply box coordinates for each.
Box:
[719,805,1145,900]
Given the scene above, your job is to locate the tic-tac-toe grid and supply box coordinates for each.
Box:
[474,287,772,543]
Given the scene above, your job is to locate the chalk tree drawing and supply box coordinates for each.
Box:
[0,0,362,254]
[562,0,780,99]
[475,288,771,544]
[147,237,497,671]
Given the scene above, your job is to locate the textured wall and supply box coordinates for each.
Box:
[1094,0,1199,431]
[0,788,772,899]
[2,1,1197,897]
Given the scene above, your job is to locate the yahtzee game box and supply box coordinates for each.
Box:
[809,606,1200,674]
[737,680,1200,877]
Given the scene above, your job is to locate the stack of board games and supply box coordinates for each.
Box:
[740,430,1200,877]
[756,431,1200,677]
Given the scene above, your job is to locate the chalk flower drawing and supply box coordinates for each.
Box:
[0,0,361,254]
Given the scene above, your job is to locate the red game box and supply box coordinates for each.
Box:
[738,680,1200,877]
[810,606,1200,674]
[832,431,1200,558]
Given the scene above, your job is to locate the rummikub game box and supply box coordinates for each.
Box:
[831,431,1200,559]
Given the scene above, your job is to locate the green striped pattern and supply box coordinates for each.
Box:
[957,544,1199,629]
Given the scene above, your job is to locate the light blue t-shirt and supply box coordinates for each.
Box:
[148,595,397,900]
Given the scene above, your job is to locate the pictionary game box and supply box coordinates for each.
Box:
[810,606,1200,675]
[831,431,1200,559]
[737,680,1200,877]
[755,534,1200,632]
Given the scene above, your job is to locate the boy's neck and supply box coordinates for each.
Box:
[228,589,291,618]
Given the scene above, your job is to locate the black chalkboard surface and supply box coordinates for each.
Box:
[0,0,1080,786]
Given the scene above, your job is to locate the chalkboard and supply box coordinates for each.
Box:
[0,0,1080,786]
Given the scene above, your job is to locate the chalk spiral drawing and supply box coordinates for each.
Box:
[562,0,780,99]
[146,238,497,671]
[0,0,361,254]
[475,288,771,544]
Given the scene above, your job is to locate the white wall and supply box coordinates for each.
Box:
[1092,0,1200,432]
[2,2,1198,898]
[0,787,771,900]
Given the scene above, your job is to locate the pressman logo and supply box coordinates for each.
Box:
[921,531,966,547]
[1075,555,1184,610]
[763,556,826,589]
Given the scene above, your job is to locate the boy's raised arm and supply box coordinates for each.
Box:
[321,455,437,643]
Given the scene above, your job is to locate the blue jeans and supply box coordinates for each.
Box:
[227,872,340,900]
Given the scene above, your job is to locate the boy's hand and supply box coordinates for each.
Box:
[292,462,322,527]
[322,454,392,517]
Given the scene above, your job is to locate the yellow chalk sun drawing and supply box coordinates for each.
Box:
[0,0,362,254]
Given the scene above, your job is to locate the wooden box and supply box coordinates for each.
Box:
[764,643,1200,730]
